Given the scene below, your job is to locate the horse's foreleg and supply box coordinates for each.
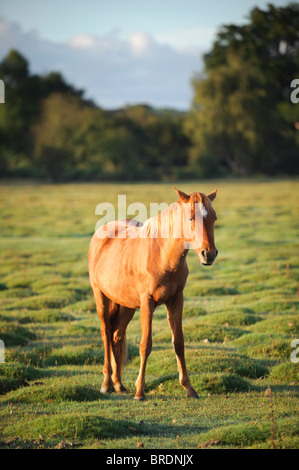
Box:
[166,292,199,398]
[111,306,135,393]
[134,296,155,400]
[95,292,113,393]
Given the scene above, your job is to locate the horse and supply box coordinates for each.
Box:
[88,187,218,400]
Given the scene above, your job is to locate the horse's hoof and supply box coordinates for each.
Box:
[100,385,112,394]
[187,391,199,399]
[115,385,128,394]
[134,396,147,401]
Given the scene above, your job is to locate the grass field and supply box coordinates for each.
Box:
[0,179,298,449]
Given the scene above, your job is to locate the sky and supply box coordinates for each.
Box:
[0,0,290,110]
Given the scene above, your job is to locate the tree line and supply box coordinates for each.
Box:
[0,3,298,181]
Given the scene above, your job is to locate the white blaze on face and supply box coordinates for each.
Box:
[183,202,206,249]
[201,204,208,218]
[195,203,207,218]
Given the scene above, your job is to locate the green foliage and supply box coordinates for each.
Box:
[33,92,93,181]
[1,4,298,181]
[0,50,190,181]
[0,50,86,178]
[185,3,299,176]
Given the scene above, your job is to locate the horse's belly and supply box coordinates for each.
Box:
[99,278,140,309]
[96,254,141,309]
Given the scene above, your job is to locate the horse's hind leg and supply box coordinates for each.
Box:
[110,306,135,393]
[135,296,156,401]
[94,290,113,393]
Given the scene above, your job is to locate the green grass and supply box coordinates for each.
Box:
[0,179,298,449]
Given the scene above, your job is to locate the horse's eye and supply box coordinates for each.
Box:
[189,218,193,222]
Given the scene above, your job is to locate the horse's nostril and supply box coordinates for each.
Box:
[201,250,206,259]
[215,249,218,257]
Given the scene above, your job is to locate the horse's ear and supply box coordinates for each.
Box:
[174,187,189,202]
[207,189,217,201]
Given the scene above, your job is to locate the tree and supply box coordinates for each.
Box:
[186,52,275,175]
[33,93,92,181]
[186,3,299,176]
[114,105,190,176]
[0,49,96,176]
[0,50,40,171]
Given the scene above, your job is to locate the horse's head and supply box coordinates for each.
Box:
[174,187,218,266]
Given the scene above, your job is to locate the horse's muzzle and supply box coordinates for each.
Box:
[198,248,218,266]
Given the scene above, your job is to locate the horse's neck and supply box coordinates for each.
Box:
[159,236,188,273]
[143,203,187,272]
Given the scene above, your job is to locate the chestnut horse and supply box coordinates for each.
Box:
[88,187,218,400]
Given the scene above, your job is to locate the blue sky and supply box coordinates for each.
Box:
[0,0,289,109]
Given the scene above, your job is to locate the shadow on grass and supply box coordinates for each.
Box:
[145,374,179,392]
[2,413,208,448]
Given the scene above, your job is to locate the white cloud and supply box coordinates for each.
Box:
[155,26,218,51]
[68,34,97,49]
[0,18,204,110]
[127,32,155,56]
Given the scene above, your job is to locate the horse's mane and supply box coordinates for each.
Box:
[138,196,211,240]
[139,202,182,239]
